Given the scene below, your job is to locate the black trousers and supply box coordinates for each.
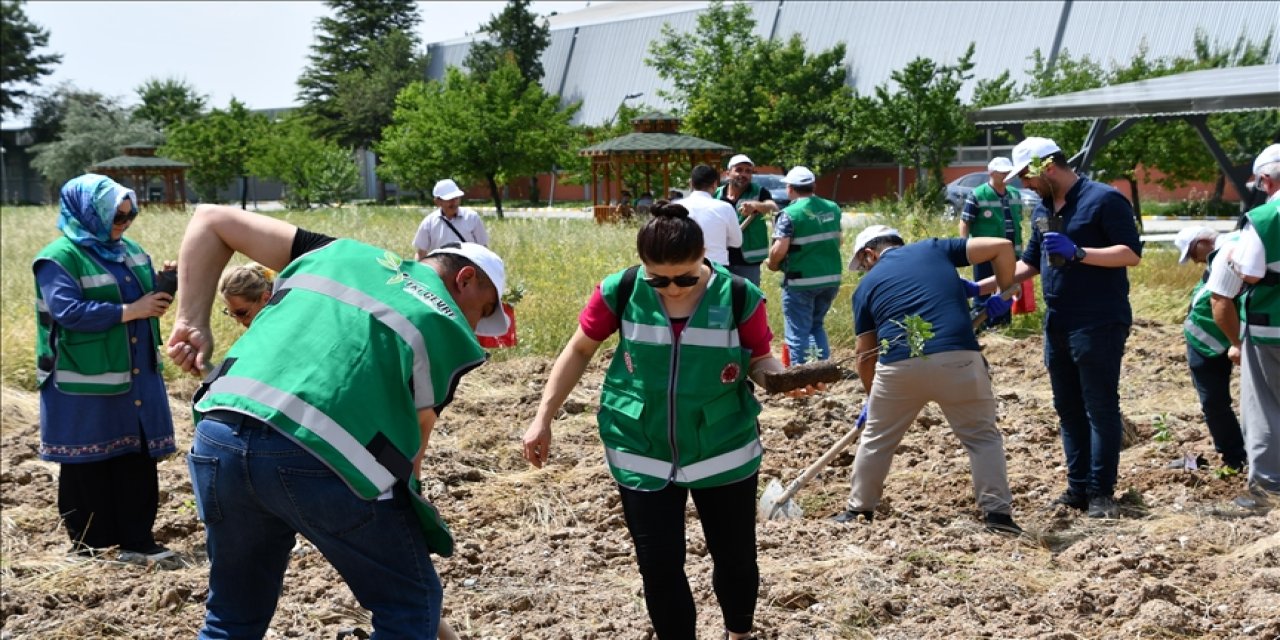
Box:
[618,473,759,639]
[58,451,160,552]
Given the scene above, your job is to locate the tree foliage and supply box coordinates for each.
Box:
[29,93,162,196]
[464,0,551,87]
[860,44,976,196]
[296,0,422,147]
[647,1,854,173]
[161,99,268,203]
[133,77,207,131]
[0,0,61,116]
[378,60,579,218]
[247,115,360,209]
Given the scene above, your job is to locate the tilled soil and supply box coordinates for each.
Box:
[2,320,1278,639]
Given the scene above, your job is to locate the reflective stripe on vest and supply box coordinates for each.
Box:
[207,375,398,491]
[79,273,115,289]
[275,272,436,408]
[742,247,769,261]
[787,273,842,287]
[56,370,132,385]
[1249,324,1280,338]
[605,438,764,484]
[125,253,149,268]
[1183,317,1228,355]
[621,320,740,349]
[792,230,842,245]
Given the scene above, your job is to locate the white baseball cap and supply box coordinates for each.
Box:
[782,166,816,186]
[1173,226,1218,264]
[1247,143,1280,189]
[727,154,753,168]
[1008,137,1062,178]
[849,225,901,270]
[432,179,465,201]
[427,242,511,337]
[987,157,1013,173]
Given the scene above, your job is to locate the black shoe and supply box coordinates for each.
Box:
[1233,485,1275,509]
[831,509,874,524]
[1051,490,1088,511]
[983,511,1023,535]
[1086,495,1120,519]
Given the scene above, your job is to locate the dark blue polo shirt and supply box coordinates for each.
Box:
[1021,177,1142,331]
[853,238,979,364]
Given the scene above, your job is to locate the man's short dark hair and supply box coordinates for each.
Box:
[690,164,720,190]
[864,236,904,252]
[789,183,815,196]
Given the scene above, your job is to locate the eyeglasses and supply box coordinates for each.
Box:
[221,307,251,319]
[113,210,138,226]
[642,273,700,288]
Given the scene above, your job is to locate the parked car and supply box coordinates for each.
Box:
[752,173,791,210]
[944,171,1042,219]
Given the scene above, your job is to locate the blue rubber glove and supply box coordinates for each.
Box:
[960,279,980,298]
[984,294,1012,323]
[1042,232,1080,262]
[855,401,869,429]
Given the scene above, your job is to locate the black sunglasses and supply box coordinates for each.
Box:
[113,209,138,226]
[221,307,251,319]
[643,273,700,288]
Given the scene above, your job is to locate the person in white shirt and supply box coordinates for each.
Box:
[676,165,742,266]
[413,179,491,259]
[1207,143,1280,508]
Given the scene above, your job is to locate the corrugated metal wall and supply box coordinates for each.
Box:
[425,0,1278,126]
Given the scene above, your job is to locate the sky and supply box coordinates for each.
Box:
[8,1,596,126]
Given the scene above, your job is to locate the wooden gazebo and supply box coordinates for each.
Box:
[579,112,732,223]
[89,145,189,207]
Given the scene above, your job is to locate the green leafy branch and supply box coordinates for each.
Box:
[877,314,935,359]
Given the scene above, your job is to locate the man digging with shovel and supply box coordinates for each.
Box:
[830,226,1023,535]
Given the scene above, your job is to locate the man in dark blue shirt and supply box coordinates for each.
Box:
[833,225,1022,535]
[979,137,1142,519]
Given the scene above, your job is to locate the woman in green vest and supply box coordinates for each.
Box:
[522,202,815,640]
[32,174,177,563]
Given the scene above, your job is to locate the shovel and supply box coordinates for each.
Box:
[758,408,866,521]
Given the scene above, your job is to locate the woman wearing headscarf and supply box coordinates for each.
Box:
[33,173,177,562]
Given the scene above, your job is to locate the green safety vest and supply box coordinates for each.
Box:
[969,183,1024,249]
[1242,201,1280,345]
[780,196,843,290]
[715,182,769,263]
[194,239,487,556]
[1183,232,1240,357]
[598,262,765,491]
[33,236,161,394]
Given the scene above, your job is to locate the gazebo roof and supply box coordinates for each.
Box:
[579,132,732,157]
[90,154,190,170]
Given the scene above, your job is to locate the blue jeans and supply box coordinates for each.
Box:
[1044,323,1129,499]
[1186,343,1246,469]
[188,415,442,639]
[781,286,838,365]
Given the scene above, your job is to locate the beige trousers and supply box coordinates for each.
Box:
[847,350,1013,515]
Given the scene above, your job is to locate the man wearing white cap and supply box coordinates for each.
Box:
[715,154,778,285]
[166,204,508,638]
[414,178,491,259]
[977,136,1142,519]
[833,225,1021,534]
[960,157,1025,321]
[1173,226,1246,472]
[1206,143,1280,507]
[766,166,842,364]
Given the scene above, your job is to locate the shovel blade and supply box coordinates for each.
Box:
[757,478,804,521]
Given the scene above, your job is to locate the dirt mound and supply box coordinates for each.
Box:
[3,322,1278,639]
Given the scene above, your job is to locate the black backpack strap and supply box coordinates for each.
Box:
[730,273,747,328]
[614,265,641,321]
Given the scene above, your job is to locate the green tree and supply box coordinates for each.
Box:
[29,95,162,196]
[378,60,579,218]
[133,77,208,131]
[296,0,421,146]
[0,0,62,116]
[861,44,976,198]
[161,99,269,205]
[247,115,360,209]
[28,84,109,146]
[1021,48,1107,161]
[647,0,853,171]
[464,0,551,87]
